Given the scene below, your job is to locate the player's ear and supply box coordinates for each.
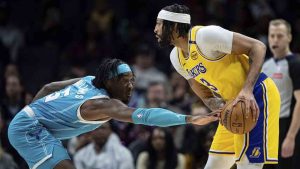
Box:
[103,79,112,90]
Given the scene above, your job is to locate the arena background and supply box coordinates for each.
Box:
[0,0,299,169]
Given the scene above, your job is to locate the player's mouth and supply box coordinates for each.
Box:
[272,45,279,49]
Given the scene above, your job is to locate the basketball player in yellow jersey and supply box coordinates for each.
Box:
[154,4,280,169]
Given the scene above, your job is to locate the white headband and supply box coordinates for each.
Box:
[157,10,191,24]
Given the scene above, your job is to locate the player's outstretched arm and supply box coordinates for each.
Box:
[80,98,219,127]
[188,78,225,111]
[32,78,81,102]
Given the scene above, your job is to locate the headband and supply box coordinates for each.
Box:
[109,64,132,79]
[157,10,191,24]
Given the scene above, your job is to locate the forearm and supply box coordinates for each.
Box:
[202,97,225,111]
[188,79,224,111]
[286,102,300,139]
[132,108,187,127]
[243,42,266,90]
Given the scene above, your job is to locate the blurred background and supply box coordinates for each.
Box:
[0,0,299,169]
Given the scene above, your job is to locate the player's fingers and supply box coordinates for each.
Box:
[232,98,239,106]
[250,100,257,122]
[209,116,219,122]
[219,111,224,126]
[244,100,250,119]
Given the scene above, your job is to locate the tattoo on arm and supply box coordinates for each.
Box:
[203,97,225,111]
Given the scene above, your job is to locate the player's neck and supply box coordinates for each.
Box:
[172,37,189,57]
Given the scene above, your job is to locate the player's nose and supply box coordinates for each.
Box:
[154,26,158,34]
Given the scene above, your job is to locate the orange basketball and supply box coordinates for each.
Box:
[220,100,257,134]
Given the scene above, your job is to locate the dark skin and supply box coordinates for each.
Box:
[32,78,81,102]
[80,73,217,124]
[154,19,263,122]
[33,72,218,169]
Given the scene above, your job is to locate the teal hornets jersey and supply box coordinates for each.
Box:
[29,76,110,140]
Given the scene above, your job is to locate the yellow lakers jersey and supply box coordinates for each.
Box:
[177,26,250,100]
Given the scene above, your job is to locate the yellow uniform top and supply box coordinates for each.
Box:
[176,26,250,100]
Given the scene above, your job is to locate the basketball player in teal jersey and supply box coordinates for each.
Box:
[8,58,218,169]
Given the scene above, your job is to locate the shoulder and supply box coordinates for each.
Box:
[170,47,181,68]
[287,54,300,64]
[178,153,185,160]
[196,25,232,39]
[195,25,233,55]
[138,151,149,159]
[177,153,186,167]
[170,47,178,61]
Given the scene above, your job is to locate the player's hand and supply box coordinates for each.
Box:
[281,137,295,158]
[232,89,259,122]
[218,100,232,126]
[190,110,220,125]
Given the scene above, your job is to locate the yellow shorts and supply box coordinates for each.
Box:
[209,76,280,164]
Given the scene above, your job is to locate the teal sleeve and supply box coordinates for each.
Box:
[131,108,187,127]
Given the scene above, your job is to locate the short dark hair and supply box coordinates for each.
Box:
[269,19,292,35]
[162,4,191,40]
[92,58,126,89]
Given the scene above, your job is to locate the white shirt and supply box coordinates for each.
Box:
[170,25,233,79]
[74,133,134,169]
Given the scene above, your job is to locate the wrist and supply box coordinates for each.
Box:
[286,134,296,140]
[242,85,254,92]
[185,115,192,124]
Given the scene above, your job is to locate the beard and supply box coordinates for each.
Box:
[157,33,171,48]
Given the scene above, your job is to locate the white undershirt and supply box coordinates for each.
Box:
[170,25,233,79]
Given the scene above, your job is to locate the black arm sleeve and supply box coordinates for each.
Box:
[288,55,300,90]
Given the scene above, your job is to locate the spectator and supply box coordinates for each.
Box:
[132,44,167,93]
[0,113,18,169]
[1,75,25,122]
[0,74,27,168]
[74,122,134,169]
[0,143,18,169]
[169,71,195,114]
[0,1,24,62]
[181,102,217,169]
[136,128,185,169]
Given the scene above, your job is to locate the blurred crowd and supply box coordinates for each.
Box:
[0,0,299,169]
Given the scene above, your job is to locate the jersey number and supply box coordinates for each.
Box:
[200,78,218,91]
[45,87,71,102]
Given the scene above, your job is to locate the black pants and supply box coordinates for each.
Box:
[264,117,300,169]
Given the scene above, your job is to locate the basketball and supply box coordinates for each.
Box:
[220,100,257,134]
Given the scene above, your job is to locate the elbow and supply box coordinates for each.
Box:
[251,41,266,60]
[256,41,267,53]
[257,41,267,52]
